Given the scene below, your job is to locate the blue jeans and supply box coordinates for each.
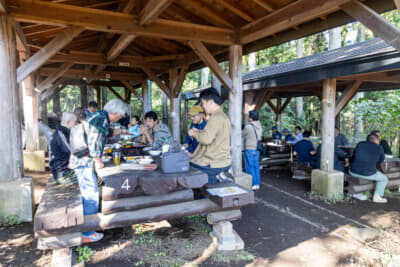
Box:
[349,170,388,196]
[75,166,99,236]
[190,163,230,184]
[244,150,260,186]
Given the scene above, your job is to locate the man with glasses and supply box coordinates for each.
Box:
[183,105,207,157]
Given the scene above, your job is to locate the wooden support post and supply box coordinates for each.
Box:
[0,13,24,180]
[276,98,282,131]
[102,86,108,108]
[341,0,400,53]
[96,87,101,109]
[320,79,336,172]
[228,44,243,176]
[182,99,189,138]
[17,26,83,83]
[142,80,152,115]
[40,100,48,125]
[87,86,95,102]
[53,92,61,118]
[80,85,88,108]
[162,92,168,124]
[244,91,255,123]
[170,69,180,144]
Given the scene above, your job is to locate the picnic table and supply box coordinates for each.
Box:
[260,142,293,170]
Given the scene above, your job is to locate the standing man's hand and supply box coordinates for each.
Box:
[183,143,189,149]
[188,128,199,138]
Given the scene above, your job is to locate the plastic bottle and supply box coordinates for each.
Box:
[162,138,170,154]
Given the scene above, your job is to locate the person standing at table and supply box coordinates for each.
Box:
[349,133,388,203]
[243,110,262,190]
[188,88,231,184]
[140,111,173,150]
[73,99,130,243]
[271,126,282,141]
[335,126,349,146]
[371,130,392,155]
[183,105,206,157]
[293,130,315,166]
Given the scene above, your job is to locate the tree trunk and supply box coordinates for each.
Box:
[101,86,108,108]
[248,52,256,72]
[201,67,209,88]
[296,39,304,121]
[80,85,88,108]
[354,24,365,136]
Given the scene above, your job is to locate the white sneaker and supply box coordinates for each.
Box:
[372,194,387,203]
[350,193,367,201]
[252,185,260,190]
[262,157,270,161]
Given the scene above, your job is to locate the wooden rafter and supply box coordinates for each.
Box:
[9,0,235,45]
[280,97,292,113]
[15,22,30,54]
[107,86,125,102]
[335,80,362,115]
[0,0,5,13]
[141,66,171,97]
[214,0,253,22]
[139,0,174,25]
[241,0,350,44]
[173,64,189,97]
[188,40,232,90]
[17,26,83,83]
[341,0,400,52]
[339,70,400,83]
[255,90,272,110]
[121,80,143,102]
[40,78,66,101]
[253,0,275,12]
[266,99,277,113]
[39,67,145,81]
[37,62,73,91]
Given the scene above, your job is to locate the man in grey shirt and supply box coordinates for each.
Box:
[140,111,173,150]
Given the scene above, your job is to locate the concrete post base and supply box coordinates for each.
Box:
[311,169,344,200]
[210,221,244,251]
[0,178,33,222]
[23,150,45,172]
[39,136,49,152]
[233,172,252,190]
[51,248,72,267]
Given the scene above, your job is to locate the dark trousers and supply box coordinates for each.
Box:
[190,163,230,184]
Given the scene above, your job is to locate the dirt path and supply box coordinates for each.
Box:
[1,169,399,266]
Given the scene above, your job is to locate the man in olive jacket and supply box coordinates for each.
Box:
[188,88,231,184]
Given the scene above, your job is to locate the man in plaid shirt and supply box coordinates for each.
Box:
[73,99,129,244]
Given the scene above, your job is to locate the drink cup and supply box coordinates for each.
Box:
[112,151,121,165]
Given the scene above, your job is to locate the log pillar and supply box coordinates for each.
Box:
[142,80,152,115]
[40,100,48,125]
[0,13,33,222]
[80,85,88,108]
[228,44,243,176]
[95,87,101,109]
[320,79,336,172]
[169,69,180,144]
[276,98,282,131]
[53,92,61,118]
[87,86,95,102]
[101,86,107,108]
[162,92,168,124]
[182,99,189,138]
[244,91,255,124]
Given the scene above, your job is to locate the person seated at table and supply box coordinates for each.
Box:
[293,130,315,166]
[140,111,173,150]
[272,126,282,141]
[128,115,142,138]
[282,128,295,143]
[314,143,349,172]
[50,112,78,184]
[371,130,392,155]
[292,125,303,144]
[349,133,388,203]
[335,126,349,146]
[183,105,206,156]
[85,101,98,118]
[72,99,130,244]
[188,88,231,184]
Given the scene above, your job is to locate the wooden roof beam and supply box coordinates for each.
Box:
[280,97,292,113]
[40,78,66,102]
[339,71,400,83]
[266,99,277,113]
[0,0,6,13]
[141,66,171,98]
[121,80,143,102]
[39,67,145,81]
[255,90,273,110]
[253,0,275,12]
[37,62,73,92]
[9,0,234,45]
[241,0,351,44]
[341,0,400,52]
[17,25,83,83]
[214,0,253,22]
[173,64,189,97]
[188,40,232,90]
[15,22,30,54]
[138,0,174,25]
[107,86,125,102]
[335,80,362,116]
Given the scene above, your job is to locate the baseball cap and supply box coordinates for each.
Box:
[188,105,204,116]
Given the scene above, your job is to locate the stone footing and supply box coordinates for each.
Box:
[0,178,33,222]
[234,172,252,190]
[23,150,45,172]
[210,221,244,251]
[311,169,344,200]
[51,248,72,267]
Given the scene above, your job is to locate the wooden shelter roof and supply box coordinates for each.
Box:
[5,0,396,91]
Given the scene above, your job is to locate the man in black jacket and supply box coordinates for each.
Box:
[49,112,78,184]
[371,130,392,155]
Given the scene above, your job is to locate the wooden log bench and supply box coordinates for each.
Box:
[290,162,313,180]
[347,160,400,195]
[260,144,294,170]
[34,167,254,266]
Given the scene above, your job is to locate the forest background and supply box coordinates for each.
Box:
[47,10,400,156]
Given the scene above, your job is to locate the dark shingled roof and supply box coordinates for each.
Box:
[243,38,394,82]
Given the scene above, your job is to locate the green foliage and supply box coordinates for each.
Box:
[0,214,23,226]
[76,246,95,263]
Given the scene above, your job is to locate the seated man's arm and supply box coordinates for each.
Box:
[378,147,386,163]
[335,146,347,159]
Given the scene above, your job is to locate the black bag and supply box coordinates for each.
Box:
[161,151,190,173]
[251,124,263,153]
[70,122,89,157]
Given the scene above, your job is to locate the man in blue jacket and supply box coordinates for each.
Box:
[183,105,206,156]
